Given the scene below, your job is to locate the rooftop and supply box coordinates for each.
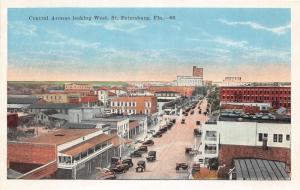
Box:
[60,134,113,156]
[8,95,39,104]
[233,158,290,180]
[28,103,81,109]
[24,128,100,145]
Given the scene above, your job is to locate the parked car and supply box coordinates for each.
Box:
[130,150,143,158]
[137,145,148,152]
[159,127,168,133]
[194,128,201,136]
[176,163,189,171]
[185,147,192,154]
[146,151,156,162]
[122,158,133,167]
[142,139,154,146]
[111,157,121,165]
[96,168,116,180]
[153,132,162,138]
[181,119,185,124]
[191,163,201,173]
[136,160,146,172]
[110,164,128,174]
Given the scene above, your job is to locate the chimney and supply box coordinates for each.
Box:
[262,137,268,150]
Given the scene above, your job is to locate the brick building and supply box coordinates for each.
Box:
[193,66,203,77]
[110,96,157,115]
[147,86,195,97]
[219,86,291,110]
[8,128,121,179]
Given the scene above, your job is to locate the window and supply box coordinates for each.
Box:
[273,134,278,142]
[278,134,283,143]
[286,135,290,141]
[258,133,263,142]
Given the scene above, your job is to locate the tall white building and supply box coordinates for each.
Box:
[176,76,203,87]
[194,120,291,167]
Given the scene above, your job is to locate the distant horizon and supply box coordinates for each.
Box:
[8,8,291,81]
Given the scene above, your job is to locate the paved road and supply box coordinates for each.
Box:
[117,98,209,179]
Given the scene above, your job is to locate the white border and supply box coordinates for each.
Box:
[1,1,300,190]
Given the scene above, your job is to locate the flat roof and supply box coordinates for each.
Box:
[28,103,81,109]
[234,158,290,180]
[24,128,100,145]
[60,134,113,156]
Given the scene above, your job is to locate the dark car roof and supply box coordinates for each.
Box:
[137,160,145,165]
[148,151,156,155]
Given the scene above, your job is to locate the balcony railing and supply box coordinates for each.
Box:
[58,144,113,169]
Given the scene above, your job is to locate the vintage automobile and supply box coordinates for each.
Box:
[181,119,185,124]
[130,150,143,158]
[176,163,189,171]
[136,160,146,172]
[191,163,201,173]
[95,168,116,180]
[185,147,193,154]
[122,158,134,167]
[159,127,168,134]
[137,145,148,152]
[146,151,157,162]
[111,157,121,165]
[153,132,162,138]
[194,128,201,137]
[142,139,154,146]
[110,164,129,174]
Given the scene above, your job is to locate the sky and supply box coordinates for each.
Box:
[8,8,291,82]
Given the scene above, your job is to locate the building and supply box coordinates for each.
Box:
[193,66,203,77]
[109,86,127,96]
[154,91,181,102]
[28,103,81,114]
[95,86,109,106]
[64,83,93,91]
[176,76,203,87]
[68,107,104,124]
[148,86,195,97]
[195,120,290,178]
[220,77,248,87]
[110,96,157,115]
[7,95,41,112]
[81,117,130,139]
[7,128,121,179]
[219,86,291,110]
[36,92,81,104]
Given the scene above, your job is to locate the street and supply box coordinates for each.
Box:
[117,98,209,179]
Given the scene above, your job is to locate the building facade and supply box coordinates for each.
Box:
[193,66,203,77]
[7,128,121,179]
[219,86,291,110]
[148,86,195,97]
[64,83,93,91]
[176,76,203,87]
[110,96,158,115]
